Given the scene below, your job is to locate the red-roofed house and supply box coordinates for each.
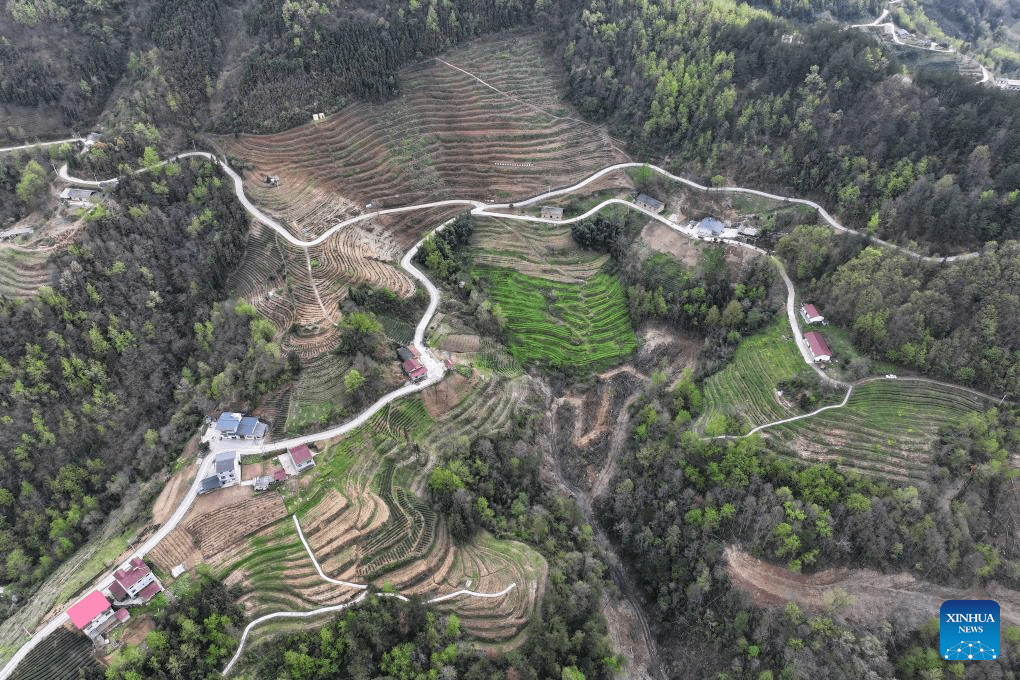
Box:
[273,469,287,482]
[800,304,824,324]
[402,358,428,383]
[68,591,118,642]
[109,557,162,603]
[288,444,315,473]
[804,331,832,363]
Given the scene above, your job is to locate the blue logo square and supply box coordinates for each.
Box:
[941,600,1000,660]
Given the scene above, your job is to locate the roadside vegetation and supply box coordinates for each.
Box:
[0,158,292,611]
[601,371,1020,677]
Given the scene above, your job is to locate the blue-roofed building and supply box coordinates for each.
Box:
[697,218,725,237]
[215,412,243,436]
[237,417,267,440]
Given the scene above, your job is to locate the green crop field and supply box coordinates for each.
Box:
[699,318,834,434]
[476,268,636,373]
[765,379,991,481]
[9,627,98,680]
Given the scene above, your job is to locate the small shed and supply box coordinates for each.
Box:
[635,194,664,213]
[273,469,287,482]
[738,225,760,237]
[397,347,415,362]
[540,206,563,220]
[253,475,273,491]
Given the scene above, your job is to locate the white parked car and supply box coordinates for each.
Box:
[884,374,897,379]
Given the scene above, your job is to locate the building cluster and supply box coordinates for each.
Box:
[800,303,832,363]
[67,558,164,645]
[398,345,428,382]
[214,412,267,440]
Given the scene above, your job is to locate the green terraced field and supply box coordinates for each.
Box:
[699,318,833,434]
[477,268,636,373]
[765,379,991,481]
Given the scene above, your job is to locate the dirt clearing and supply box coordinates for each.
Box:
[725,545,1020,629]
[422,371,475,417]
[640,221,761,278]
[151,464,198,525]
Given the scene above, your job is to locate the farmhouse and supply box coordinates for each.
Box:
[697,217,725,237]
[215,451,239,487]
[398,346,428,382]
[59,188,97,203]
[288,444,316,473]
[215,412,266,440]
[804,331,832,363]
[540,206,563,220]
[800,304,824,324]
[198,475,222,494]
[109,557,162,603]
[738,224,760,237]
[402,358,428,382]
[68,591,124,643]
[635,194,664,213]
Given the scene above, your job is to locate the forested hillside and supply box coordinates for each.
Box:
[553,0,1020,250]
[0,158,289,604]
[600,372,1020,677]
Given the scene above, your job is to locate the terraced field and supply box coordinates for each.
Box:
[471,216,610,283]
[8,627,97,680]
[285,352,353,433]
[477,268,636,372]
[0,248,52,299]
[699,318,833,434]
[216,33,627,249]
[209,369,541,657]
[765,380,991,482]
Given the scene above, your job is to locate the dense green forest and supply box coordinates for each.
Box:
[553,1,1020,250]
[0,158,290,608]
[778,226,1020,393]
[82,570,243,680]
[598,370,1020,677]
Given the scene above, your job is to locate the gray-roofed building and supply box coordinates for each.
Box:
[738,225,760,237]
[59,187,97,202]
[697,217,725,237]
[253,475,273,492]
[635,194,664,213]
[215,451,238,487]
[540,206,563,219]
[397,347,415,362]
[199,476,222,494]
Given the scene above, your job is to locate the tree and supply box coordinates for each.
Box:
[15,160,47,206]
[343,368,365,393]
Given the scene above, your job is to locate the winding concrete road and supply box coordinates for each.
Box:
[4,146,998,678]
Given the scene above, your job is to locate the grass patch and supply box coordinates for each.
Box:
[699,318,835,434]
[476,269,636,373]
[766,379,990,481]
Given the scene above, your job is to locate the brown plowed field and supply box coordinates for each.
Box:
[147,527,202,574]
[217,33,628,250]
[184,492,287,561]
[724,545,1020,628]
[150,465,197,525]
[421,371,474,418]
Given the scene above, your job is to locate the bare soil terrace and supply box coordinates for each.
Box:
[215,32,628,250]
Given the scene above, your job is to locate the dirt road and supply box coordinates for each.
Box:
[725,545,1020,628]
